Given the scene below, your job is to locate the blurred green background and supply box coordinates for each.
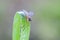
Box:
[0,0,60,40]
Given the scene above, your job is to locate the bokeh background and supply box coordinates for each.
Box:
[0,0,60,40]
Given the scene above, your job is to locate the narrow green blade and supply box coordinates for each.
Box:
[12,12,30,40]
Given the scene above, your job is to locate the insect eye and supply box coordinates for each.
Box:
[28,18,32,21]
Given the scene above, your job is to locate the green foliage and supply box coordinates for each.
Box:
[12,12,30,40]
